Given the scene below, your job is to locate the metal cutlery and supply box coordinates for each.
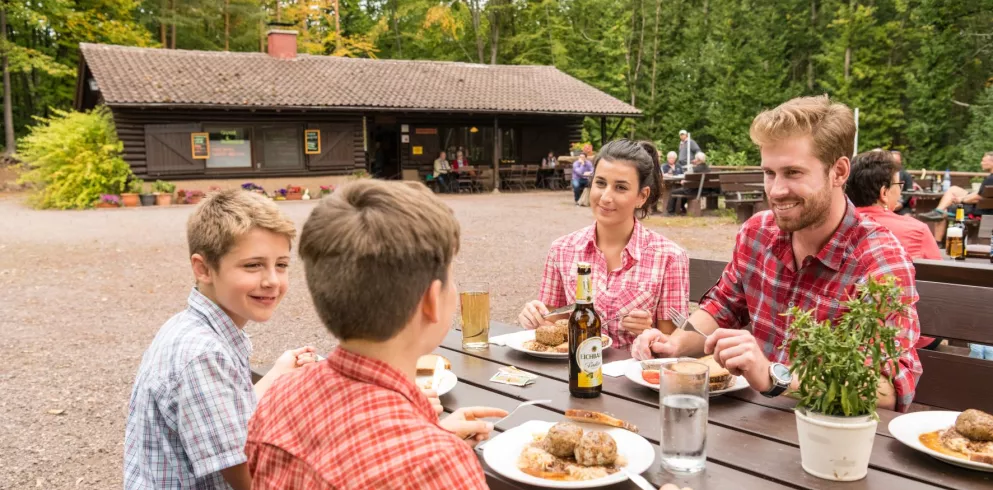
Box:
[668,308,708,338]
[620,467,657,490]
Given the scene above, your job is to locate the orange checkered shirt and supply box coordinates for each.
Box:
[246,347,487,489]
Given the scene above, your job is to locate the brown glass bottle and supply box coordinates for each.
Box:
[569,262,602,398]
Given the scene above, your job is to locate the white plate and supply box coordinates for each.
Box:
[888,411,993,472]
[415,370,458,396]
[623,359,749,397]
[482,420,655,488]
[504,330,613,359]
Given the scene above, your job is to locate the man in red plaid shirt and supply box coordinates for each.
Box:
[246,180,507,489]
[632,96,922,412]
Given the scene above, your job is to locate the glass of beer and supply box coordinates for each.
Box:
[460,282,490,350]
[659,359,709,474]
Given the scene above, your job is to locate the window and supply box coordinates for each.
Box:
[260,126,303,169]
[440,126,518,164]
[205,127,252,168]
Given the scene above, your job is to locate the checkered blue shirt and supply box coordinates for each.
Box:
[124,288,256,489]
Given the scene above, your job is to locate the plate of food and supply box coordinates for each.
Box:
[624,356,749,396]
[482,414,654,488]
[414,354,457,396]
[889,409,993,472]
[503,316,613,359]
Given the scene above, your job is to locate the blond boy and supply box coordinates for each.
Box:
[124,189,314,489]
[246,180,506,489]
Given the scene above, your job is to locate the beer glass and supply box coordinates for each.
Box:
[659,359,709,474]
[460,282,490,350]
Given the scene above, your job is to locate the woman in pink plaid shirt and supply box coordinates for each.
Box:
[518,139,690,349]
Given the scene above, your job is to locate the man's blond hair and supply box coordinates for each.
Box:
[750,95,855,169]
[187,189,297,268]
[299,180,461,342]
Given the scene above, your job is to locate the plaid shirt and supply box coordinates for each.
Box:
[538,219,690,348]
[246,347,487,490]
[699,202,923,412]
[124,288,256,489]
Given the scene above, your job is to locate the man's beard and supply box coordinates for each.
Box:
[771,184,832,233]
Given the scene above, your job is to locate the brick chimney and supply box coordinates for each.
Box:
[266,30,298,59]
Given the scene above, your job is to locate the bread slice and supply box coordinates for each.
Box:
[564,409,639,433]
[416,354,451,376]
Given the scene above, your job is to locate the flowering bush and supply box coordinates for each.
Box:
[320,184,335,195]
[242,182,265,192]
[286,185,302,194]
[177,189,205,204]
[99,194,121,206]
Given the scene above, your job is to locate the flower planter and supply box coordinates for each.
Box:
[795,409,877,481]
[285,192,303,201]
[96,202,118,209]
[121,193,140,207]
[156,194,173,206]
[187,195,203,205]
[139,194,156,206]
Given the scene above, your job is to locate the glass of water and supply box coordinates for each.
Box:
[659,359,709,474]
[459,283,490,350]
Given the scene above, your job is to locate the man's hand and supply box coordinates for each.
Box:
[518,300,550,330]
[440,407,509,446]
[620,310,653,335]
[631,328,682,360]
[705,329,772,393]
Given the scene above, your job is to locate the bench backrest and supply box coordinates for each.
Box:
[980,185,993,210]
[717,171,764,193]
[687,257,993,412]
[681,172,722,189]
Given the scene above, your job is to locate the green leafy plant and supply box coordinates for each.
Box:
[126,178,145,194]
[153,180,175,194]
[16,107,133,209]
[349,170,371,180]
[784,275,908,419]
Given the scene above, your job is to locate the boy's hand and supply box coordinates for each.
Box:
[272,346,316,375]
[440,407,508,446]
[421,388,443,416]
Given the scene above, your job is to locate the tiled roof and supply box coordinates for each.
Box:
[79,43,641,116]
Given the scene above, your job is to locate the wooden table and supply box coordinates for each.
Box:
[903,191,943,214]
[438,322,991,489]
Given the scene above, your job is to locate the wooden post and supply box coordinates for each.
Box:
[493,116,501,193]
[600,116,607,147]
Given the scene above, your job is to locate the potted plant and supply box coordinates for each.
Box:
[138,180,156,206]
[274,188,287,201]
[785,275,907,481]
[177,189,205,205]
[153,180,176,206]
[242,182,265,194]
[320,184,335,197]
[96,194,121,208]
[285,185,303,200]
[121,179,143,207]
[569,142,584,156]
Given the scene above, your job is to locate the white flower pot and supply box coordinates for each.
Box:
[794,409,877,481]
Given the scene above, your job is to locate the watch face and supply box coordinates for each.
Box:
[772,363,791,383]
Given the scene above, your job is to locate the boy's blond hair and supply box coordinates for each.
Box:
[299,180,460,342]
[187,189,297,268]
[750,95,855,170]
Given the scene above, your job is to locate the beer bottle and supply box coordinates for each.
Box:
[569,262,602,398]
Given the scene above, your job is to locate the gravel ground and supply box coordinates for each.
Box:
[0,190,738,489]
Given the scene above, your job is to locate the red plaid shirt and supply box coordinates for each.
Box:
[246,347,487,489]
[699,202,922,412]
[538,219,690,348]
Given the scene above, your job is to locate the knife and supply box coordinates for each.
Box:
[546,303,575,316]
[430,357,446,391]
[620,467,656,490]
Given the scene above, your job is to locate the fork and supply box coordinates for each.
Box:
[668,308,709,338]
[462,399,552,441]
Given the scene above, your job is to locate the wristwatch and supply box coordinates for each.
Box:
[762,363,792,398]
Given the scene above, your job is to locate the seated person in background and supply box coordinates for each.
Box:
[543,150,558,169]
[633,96,922,412]
[918,151,993,241]
[451,149,470,172]
[666,151,711,214]
[847,150,943,350]
[890,150,915,216]
[433,150,453,193]
[661,151,682,175]
[246,180,507,489]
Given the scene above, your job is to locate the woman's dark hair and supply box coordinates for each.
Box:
[592,139,663,219]
[846,150,898,207]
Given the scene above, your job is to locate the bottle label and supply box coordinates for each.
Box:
[576,337,603,387]
[575,264,593,304]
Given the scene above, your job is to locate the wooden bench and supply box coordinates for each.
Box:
[718,171,766,223]
[688,257,993,413]
[679,173,722,216]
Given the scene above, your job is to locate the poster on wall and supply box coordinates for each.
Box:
[191,132,210,159]
[401,124,410,133]
[401,134,410,143]
[414,128,437,135]
[412,146,423,155]
[304,129,321,154]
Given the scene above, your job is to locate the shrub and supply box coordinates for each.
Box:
[17,107,132,209]
[153,180,176,194]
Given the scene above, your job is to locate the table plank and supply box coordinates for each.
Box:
[445,326,990,488]
[438,339,947,490]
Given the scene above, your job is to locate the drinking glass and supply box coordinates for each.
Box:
[659,359,709,474]
[460,282,490,350]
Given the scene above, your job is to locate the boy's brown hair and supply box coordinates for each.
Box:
[187,189,297,268]
[750,95,855,170]
[299,180,461,341]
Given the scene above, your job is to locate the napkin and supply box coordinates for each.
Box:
[488,331,524,346]
[602,358,636,377]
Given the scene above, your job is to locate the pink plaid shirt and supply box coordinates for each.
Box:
[699,202,923,412]
[538,219,690,348]
[246,347,487,489]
